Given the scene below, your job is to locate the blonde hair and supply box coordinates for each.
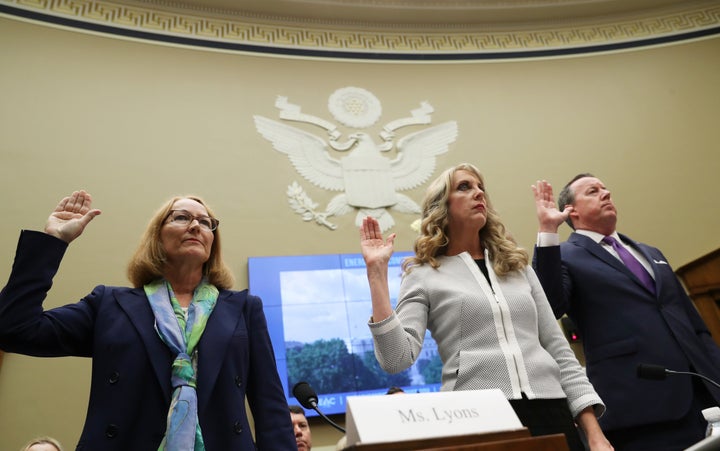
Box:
[403,163,528,276]
[20,437,64,451]
[126,195,235,289]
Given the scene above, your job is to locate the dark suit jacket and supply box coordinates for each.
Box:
[0,230,296,450]
[533,232,720,431]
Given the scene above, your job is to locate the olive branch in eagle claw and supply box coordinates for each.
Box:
[286,182,337,230]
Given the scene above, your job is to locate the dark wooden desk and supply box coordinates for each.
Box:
[676,248,720,347]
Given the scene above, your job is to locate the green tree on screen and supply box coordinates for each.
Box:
[417,354,442,384]
[287,338,412,393]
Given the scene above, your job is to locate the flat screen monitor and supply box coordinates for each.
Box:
[248,251,441,416]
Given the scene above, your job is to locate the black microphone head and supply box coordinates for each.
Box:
[637,363,668,380]
[292,381,319,410]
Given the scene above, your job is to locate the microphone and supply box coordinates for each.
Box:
[636,364,668,380]
[637,363,720,390]
[292,381,346,434]
[293,381,319,410]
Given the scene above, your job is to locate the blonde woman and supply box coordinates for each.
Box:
[0,191,294,450]
[20,437,63,451]
[360,163,613,450]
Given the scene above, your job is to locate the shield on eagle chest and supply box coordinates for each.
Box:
[340,150,397,209]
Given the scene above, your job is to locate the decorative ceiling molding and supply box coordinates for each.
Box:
[1,0,719,60]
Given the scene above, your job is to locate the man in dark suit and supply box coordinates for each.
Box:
[531,174,720,450]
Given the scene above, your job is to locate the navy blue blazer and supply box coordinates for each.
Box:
[533,232,720,431]
[0,230,296,450]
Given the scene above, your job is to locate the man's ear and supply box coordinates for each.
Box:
[564,205,577,224]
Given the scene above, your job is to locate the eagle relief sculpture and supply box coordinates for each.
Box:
[254,87,458,232]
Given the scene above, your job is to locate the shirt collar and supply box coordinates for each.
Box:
[575,229,620,244]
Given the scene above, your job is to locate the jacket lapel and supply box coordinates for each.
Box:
[115,289,173,401]
[570,233,652,293]
[618,233,662,295]
[570,233,624,270]
[196,290,240,416]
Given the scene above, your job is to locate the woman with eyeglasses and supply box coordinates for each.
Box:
[0,191,295,451]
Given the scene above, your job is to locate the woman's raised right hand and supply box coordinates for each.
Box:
[45,190,102,243]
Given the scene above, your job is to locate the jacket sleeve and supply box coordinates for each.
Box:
[653,247,720,366]
[368,269,428,374]
[0,230,95,357]
[526,266,605,419]
[532,244,572,319]
[243,294,296,450]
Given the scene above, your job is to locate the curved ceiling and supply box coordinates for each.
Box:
[1,0,719,59]
[133,0,712,27]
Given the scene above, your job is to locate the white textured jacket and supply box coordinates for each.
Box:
[369,251,604,418]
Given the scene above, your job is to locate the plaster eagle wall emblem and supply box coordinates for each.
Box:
[254,87,458,232]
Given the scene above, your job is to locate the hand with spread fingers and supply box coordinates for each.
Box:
[360,216,396,267]
[531,180,570,234]
[44,190,102,243]
[359,216,396,323]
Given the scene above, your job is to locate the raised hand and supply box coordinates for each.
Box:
[360,216,396,322]
[360,216,396,267]
[45,190,102,243]
[532,180,570,233]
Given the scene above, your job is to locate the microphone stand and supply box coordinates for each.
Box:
[665,369,720,390]
[309,402,346,434]
[293,381,346,433]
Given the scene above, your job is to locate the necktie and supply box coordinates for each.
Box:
[602,236,655,294]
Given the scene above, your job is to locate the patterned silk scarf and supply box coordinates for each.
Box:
[145,278,219,451]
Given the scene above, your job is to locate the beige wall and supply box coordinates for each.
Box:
[1,16,719,450]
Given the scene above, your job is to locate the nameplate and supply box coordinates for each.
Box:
[345,389,523,446]
[686,433,720,451]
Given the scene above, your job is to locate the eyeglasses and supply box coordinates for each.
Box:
[166,210,219,232]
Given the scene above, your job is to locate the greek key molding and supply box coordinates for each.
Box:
[2,0,720,58]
